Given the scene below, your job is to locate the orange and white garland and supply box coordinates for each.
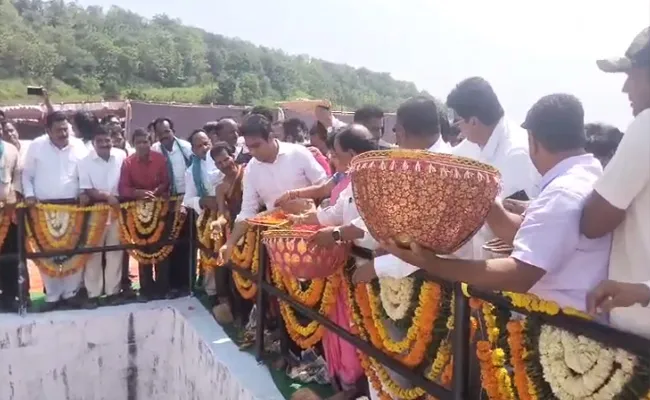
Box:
[118,197,186,264]
[231,227,261,299]
[25,203,109,277]
[271,264,341,349]
[196,210,227,269]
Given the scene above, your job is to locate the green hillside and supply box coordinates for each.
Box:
[0,0,424,109]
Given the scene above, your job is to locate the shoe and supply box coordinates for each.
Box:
[137,293,152,303]
[105,294,124,306]
[63,294,87,310]
[84,298,99,310]
[121,287,137,300]
[40,301,59,313]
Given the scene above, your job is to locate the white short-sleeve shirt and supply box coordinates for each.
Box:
[594,109,650,338]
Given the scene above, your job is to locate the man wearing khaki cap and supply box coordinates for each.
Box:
[580,27,650,339]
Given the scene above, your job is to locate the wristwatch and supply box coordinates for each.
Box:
[332,227,342,243]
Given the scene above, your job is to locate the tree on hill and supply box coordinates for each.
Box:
[0,0,424,110]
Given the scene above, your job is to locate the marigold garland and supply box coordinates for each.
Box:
[0,212,13,249]
[507,321,537,400]
[196,210,227,270]
[272,263,341,349]
[477,300,516,400]
[470,290,650,400]
[346,269,458,400]
[118,197,186,264]
[25,204,109,277]
[232,227,261,299]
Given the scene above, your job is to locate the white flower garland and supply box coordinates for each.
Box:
[136,201,155,223]
[378,277,413,321]
[538,325,637,400]
[45,210,70,238]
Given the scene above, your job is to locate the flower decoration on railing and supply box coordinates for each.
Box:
[470,291,650,400]
[346,272,461,400]
[0,207,14,249]
[271,264,342,349]
[25,203,109,277]
[196,210,226,270]
[231,227,261,299]
[117,197,186,264]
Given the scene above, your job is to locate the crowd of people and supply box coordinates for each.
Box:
[0,25,647,400]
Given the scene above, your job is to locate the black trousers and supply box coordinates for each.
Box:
[121,251,131,288]
[138,258,170,297]
[169,210,196,292]
[0,223,19,302]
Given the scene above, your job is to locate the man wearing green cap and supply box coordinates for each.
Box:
[580,27,650,339]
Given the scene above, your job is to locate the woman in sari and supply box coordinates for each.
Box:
[282,125,378,400]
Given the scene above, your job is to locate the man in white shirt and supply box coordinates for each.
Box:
[182,129,228,312]
[351,96,452,283]
[383,94,610,312]
[220,114,327,262]
[581,27,650,339]
[78,125,126,309]
[22,111,90,310]
[183,129,223,215]
[151,117,195,295]
[446,77,539,260]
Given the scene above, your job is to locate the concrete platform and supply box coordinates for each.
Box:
[0,298,284,400]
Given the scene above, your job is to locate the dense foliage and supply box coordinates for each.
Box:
[0,0,424,109]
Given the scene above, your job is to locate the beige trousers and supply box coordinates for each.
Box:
[42,269,84,303]
[84,222,122,298]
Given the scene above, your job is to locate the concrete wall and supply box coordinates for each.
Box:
[0,298,283,400]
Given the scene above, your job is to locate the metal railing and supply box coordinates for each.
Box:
[221,235,650,399]
[0,197,193,315]
[4,203,650,399]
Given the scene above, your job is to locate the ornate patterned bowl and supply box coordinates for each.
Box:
[262,226,349,280]
[350,150,501,254]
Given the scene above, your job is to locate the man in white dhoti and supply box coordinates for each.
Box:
[22,112,89,311]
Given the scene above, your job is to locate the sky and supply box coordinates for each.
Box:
[74,0,650,129]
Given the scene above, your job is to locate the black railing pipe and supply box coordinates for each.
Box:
[260,280,453,400]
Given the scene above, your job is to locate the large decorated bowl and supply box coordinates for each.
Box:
[262,225,349,280]
[350,149,501,254]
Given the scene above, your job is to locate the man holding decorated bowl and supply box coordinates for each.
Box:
[351,96,452,284]
[218,113,327,263]
[380,94,611,313]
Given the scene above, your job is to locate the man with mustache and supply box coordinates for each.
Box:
[581,27,650,338]
[78,125,126,308]
[22,111,90,311]
[118,128,171,300]
[151,118,195,296]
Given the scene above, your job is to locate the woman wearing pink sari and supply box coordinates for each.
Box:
[277,126,377,398]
